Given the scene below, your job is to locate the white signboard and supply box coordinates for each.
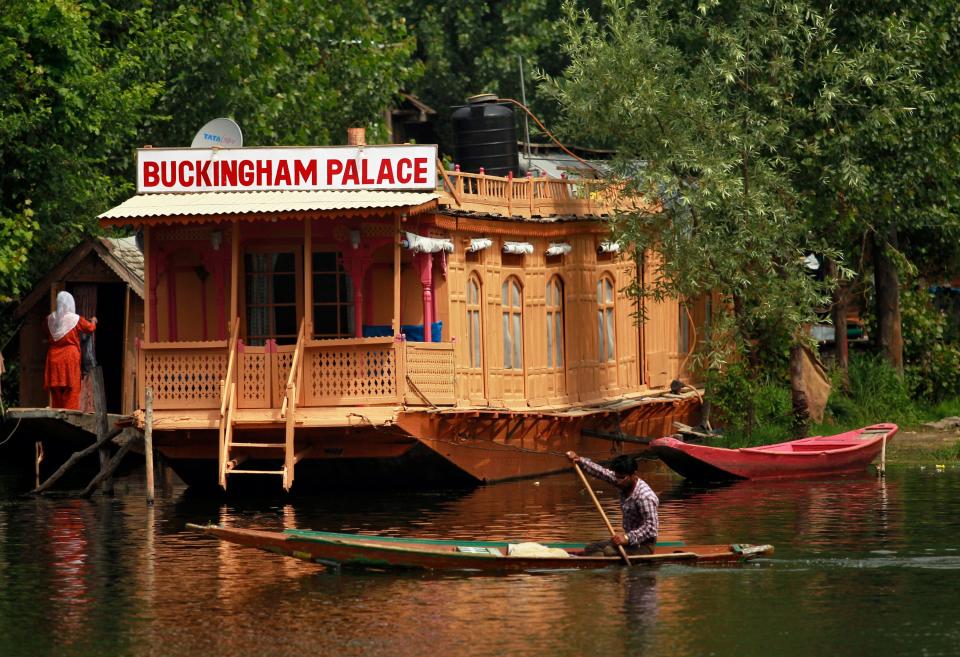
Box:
[137,145,438,193]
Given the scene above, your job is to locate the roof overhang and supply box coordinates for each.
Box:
[98,190,439,228]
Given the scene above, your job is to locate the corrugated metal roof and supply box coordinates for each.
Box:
[98,190,439,221]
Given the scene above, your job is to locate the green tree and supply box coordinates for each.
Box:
[0,0,168,302]
[397,0,603,151]
[145,0,421,148]
[546,0,925,430]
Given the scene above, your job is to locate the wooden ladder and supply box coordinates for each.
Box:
[219,318,304,491]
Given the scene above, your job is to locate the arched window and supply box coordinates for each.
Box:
[546,276,564,369]
[502,277,523,369]
[466,275,483,369]
[597,275,616,362]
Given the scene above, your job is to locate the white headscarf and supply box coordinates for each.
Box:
[48,291,81,341]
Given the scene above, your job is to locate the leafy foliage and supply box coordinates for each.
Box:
[0,0,167,300]
[396,0,603,150]
[545,0,947,432]
[146,0,420,147]
[901,284,960,401]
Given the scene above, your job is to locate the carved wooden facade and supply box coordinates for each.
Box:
[102,168,707,489]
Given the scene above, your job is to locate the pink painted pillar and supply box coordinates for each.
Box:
[415,252,434,342]
[341,250,372,338]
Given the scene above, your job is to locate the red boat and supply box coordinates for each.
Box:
[650,423,898,481]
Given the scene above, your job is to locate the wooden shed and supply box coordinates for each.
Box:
[13,236,144,414]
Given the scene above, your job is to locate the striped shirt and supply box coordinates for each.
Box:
[579,457,659,545]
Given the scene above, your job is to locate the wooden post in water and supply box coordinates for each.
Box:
[91,365,113,494]
[145,386,155,504]
[879,434,887,477]
[34,441,43,490]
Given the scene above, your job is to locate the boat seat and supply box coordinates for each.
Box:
[790,443,857,452]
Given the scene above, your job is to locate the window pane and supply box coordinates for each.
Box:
[275,306,296,337]
[547,312,554,369]
[555,312,564,367]
[246,274,269,304]
[502,282,509,305]
[274,252,295,272]
[605,279,614,303]
[512,313,522,368]
[314,274,337,302]
[503,313,512,369]
[512,282,520,307]
[273,273,296,303]
[597,280,603,304]
[247,307,269,346]
[598,310,605,361]
[606,308,616,359]
[546,282,552,306]
[314,307,338,336]
[245,253,269,273]
[473,312,482,368]
[312,252,337,271]
[340,272,353,301]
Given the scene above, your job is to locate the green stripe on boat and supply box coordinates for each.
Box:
[282,529,685,549]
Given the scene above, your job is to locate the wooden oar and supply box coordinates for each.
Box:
[573,462,631,565]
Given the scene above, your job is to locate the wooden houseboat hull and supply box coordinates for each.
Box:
[149,395,700,489]
[187,524,774,571]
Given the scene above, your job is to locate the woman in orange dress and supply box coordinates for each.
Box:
[45,291,97,410]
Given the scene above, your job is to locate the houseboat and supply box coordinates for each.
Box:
[96,138,706,491]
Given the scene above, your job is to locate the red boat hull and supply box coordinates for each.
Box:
[651,423,898,481]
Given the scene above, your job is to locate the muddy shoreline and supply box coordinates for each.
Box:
[886,425,960,462]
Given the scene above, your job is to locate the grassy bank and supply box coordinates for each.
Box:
[704,353,960,463]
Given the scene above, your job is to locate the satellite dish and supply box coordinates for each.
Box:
[191,118,243,148]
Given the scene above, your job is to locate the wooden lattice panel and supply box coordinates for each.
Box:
[272,348,296,406]
[404,343,456,406]
[238,349,270,408]
[143,348,227,409]
[305,343,398,405]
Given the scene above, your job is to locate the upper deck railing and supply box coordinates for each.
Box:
[438,169,622,219]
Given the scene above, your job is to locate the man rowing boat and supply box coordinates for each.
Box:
[566,451,660,556]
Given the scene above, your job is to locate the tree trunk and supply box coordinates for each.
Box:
[872,227,904,375]
[789,344,809,438]
[824,258,849,386]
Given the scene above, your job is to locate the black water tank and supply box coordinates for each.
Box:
[451,94,520,177]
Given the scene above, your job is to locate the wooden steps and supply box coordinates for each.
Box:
[218,317,303,491]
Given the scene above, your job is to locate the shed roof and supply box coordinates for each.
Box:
[14,236,144,318]
[98,190,439,226]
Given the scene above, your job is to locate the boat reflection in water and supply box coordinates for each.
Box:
[658,473,902,555]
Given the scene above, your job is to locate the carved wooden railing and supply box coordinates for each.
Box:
[218,317,240,489]
[139,331,458,414]
[302,336,401,406]
[138,339,229,410]
[280,319,306,490]
[438,169,622,218]
[403,342,456,406]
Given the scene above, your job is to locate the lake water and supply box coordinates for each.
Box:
[1,458,958,657]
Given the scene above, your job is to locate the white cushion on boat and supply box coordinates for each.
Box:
[507,542,571,558]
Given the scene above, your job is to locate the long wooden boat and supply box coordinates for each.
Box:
[186,524,773,571]
[650,423,898,481]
